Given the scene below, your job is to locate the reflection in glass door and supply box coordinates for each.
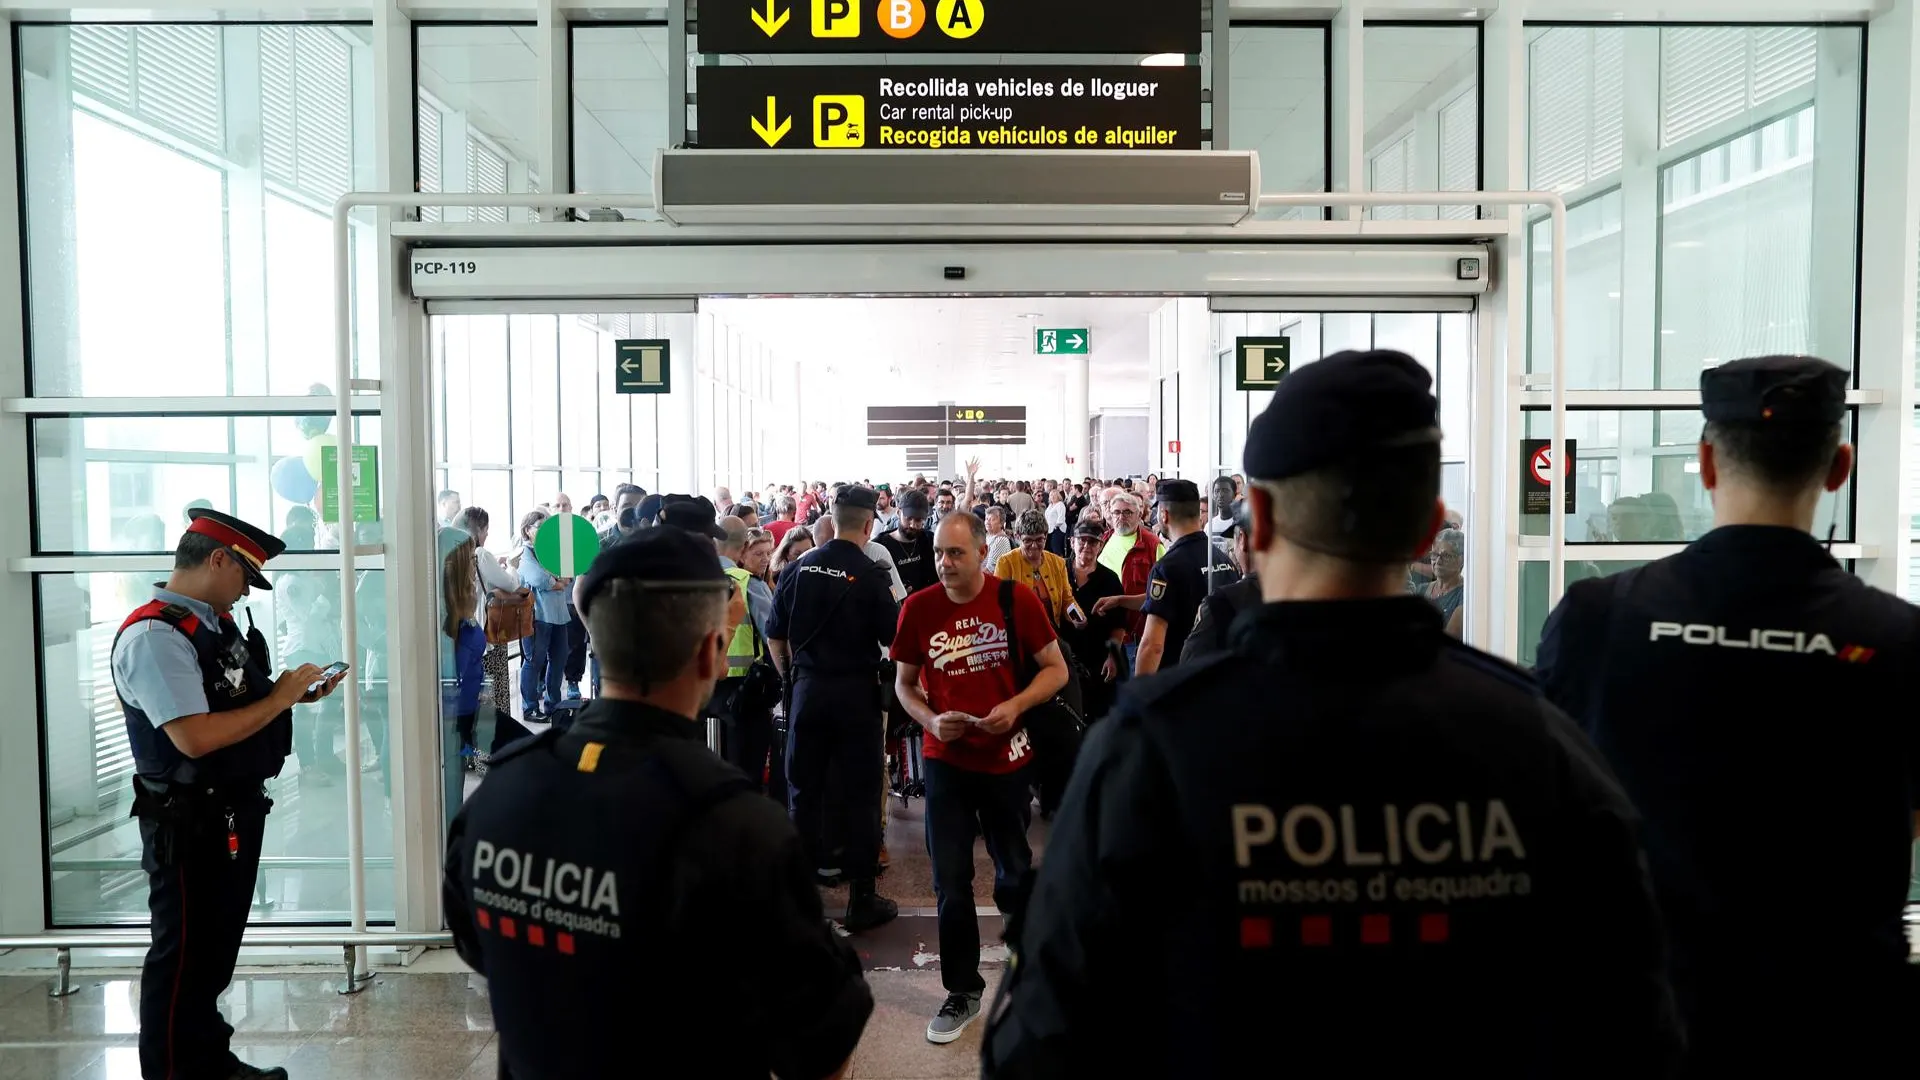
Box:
[1212,306,1476,637]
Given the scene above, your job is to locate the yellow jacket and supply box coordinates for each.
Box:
[995,548,1073,626]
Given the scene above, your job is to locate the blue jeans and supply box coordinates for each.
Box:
[520,622,565,716]
[924,757,1033,995]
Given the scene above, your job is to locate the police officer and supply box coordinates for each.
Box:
[767,484,899,930]
[444,528,874,1080]
[1133,478,1240,675]
[983,350,1681,1077]
[114,509,346,1080]
[1181,505,1263,663]
[1536,354,1920,1072]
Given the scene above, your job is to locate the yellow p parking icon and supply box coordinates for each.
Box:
[811,0,858,37]
[813,95,865,147]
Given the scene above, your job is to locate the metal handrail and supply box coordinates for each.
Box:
[0,930,452,999]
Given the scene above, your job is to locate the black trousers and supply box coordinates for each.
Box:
[563,605,589,685]
[715,677,775,794]
[138,806,267,1080]
[924,758,1032,995]
[785,672,883,880]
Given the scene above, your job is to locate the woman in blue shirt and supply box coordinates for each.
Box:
[513,510,570,721]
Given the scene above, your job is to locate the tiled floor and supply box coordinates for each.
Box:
[0,965,994,1079]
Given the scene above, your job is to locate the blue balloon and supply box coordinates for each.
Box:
[272,454,318,504]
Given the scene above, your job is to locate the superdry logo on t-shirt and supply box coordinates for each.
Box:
[926,616,1010,674]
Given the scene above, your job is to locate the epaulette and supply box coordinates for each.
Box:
[159,603,193,620]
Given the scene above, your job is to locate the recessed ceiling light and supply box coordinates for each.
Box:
[1138,53,1185,67]
[1606,291,1621,299]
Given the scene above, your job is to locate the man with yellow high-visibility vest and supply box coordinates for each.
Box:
[716,517,780,792]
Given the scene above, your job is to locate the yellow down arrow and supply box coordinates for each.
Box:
[751,0,790,36]
[750,96,791,147]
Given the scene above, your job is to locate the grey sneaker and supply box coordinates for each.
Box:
[926,992,982,1044]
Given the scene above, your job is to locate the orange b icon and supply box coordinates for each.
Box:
[879,0,926,38]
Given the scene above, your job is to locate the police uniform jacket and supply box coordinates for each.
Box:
[1536,525,1920,1002]
[767,539,898,673]
[1179,572,1262,664]
[984,597,1681,1078]
[113,588,290,787]
[1141,530,1240,665]
[444,699,873,1080]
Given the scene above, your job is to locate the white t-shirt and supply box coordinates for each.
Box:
[1045,501,1068,533]
[475,547,519,622]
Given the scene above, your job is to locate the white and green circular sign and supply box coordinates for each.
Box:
[533,512,600,578]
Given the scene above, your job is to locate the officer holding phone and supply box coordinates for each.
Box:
[113,509,347,1080]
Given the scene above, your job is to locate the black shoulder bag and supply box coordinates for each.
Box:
[998,580,1085,814]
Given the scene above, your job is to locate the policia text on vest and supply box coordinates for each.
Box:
[697,66,1201,150]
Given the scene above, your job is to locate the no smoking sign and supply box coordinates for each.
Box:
[1520,438,1577,515]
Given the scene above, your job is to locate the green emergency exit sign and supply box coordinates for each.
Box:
[1036,328,1089,355]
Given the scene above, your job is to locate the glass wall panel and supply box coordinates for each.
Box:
[1521,408,1854,543]
[1364,25,1479,220]
[414,24,539,223]
[571,25,669,211]
[39,566,395,926]
[1226,23,1327,220]
[19,24,377,395]
[32,415,382,555]
[1525,24,1862,389]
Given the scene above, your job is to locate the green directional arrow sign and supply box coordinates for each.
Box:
[532,512,602,579]
[1235,337,1292,391]
[614,339,671,395]
[1036,328,1090,355]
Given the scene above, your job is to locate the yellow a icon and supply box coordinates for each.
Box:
[935,0,982,39]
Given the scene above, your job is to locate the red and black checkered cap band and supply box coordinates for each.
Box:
[187,517,267,569]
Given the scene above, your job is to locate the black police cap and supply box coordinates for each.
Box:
[1155,478,1201,505]
[659,496,727,540]
[1243,349,1440,480]
[576,527,729,617]
[834,484,879,512]
[185,508,285,591]
[1700,355,1846,425]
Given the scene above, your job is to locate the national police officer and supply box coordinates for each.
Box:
[983,349,1682,1077]
[766,484,900,929]
[114,509,346,1080]
[1133,478,1239,675]
[444,528,874,1080]
[1536,354,1920,1072]
[1181,504,1262,664]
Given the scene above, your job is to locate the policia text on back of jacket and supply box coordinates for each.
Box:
[983,351,1683,1078]
[1536,354,1920,1073]
[112,509,349,1080]
[445,528,873,1080]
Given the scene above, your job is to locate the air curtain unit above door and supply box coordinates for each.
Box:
[651,149,1259,227]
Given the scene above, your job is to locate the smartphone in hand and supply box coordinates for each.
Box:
[308,661,350,694]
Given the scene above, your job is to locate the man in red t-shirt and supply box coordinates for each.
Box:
[892,513,1070,1045]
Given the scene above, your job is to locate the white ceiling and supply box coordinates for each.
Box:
[703,296,1162,409]
[417,24,1481,195]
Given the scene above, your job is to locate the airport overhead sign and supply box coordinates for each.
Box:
[698,0,1203,56]
[1234,337,1291,391]
[614,339,671,394]
[1036,328,1089,354]
[868,405,1027,445]
[697,66,1202,151]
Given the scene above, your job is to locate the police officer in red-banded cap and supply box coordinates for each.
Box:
[112,508,348,1080]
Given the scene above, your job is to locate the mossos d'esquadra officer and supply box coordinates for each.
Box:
[112,508,347,1080]
[1537,354,1920,1072]
[444,527,873,1080]
[982,350,1684,1078]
